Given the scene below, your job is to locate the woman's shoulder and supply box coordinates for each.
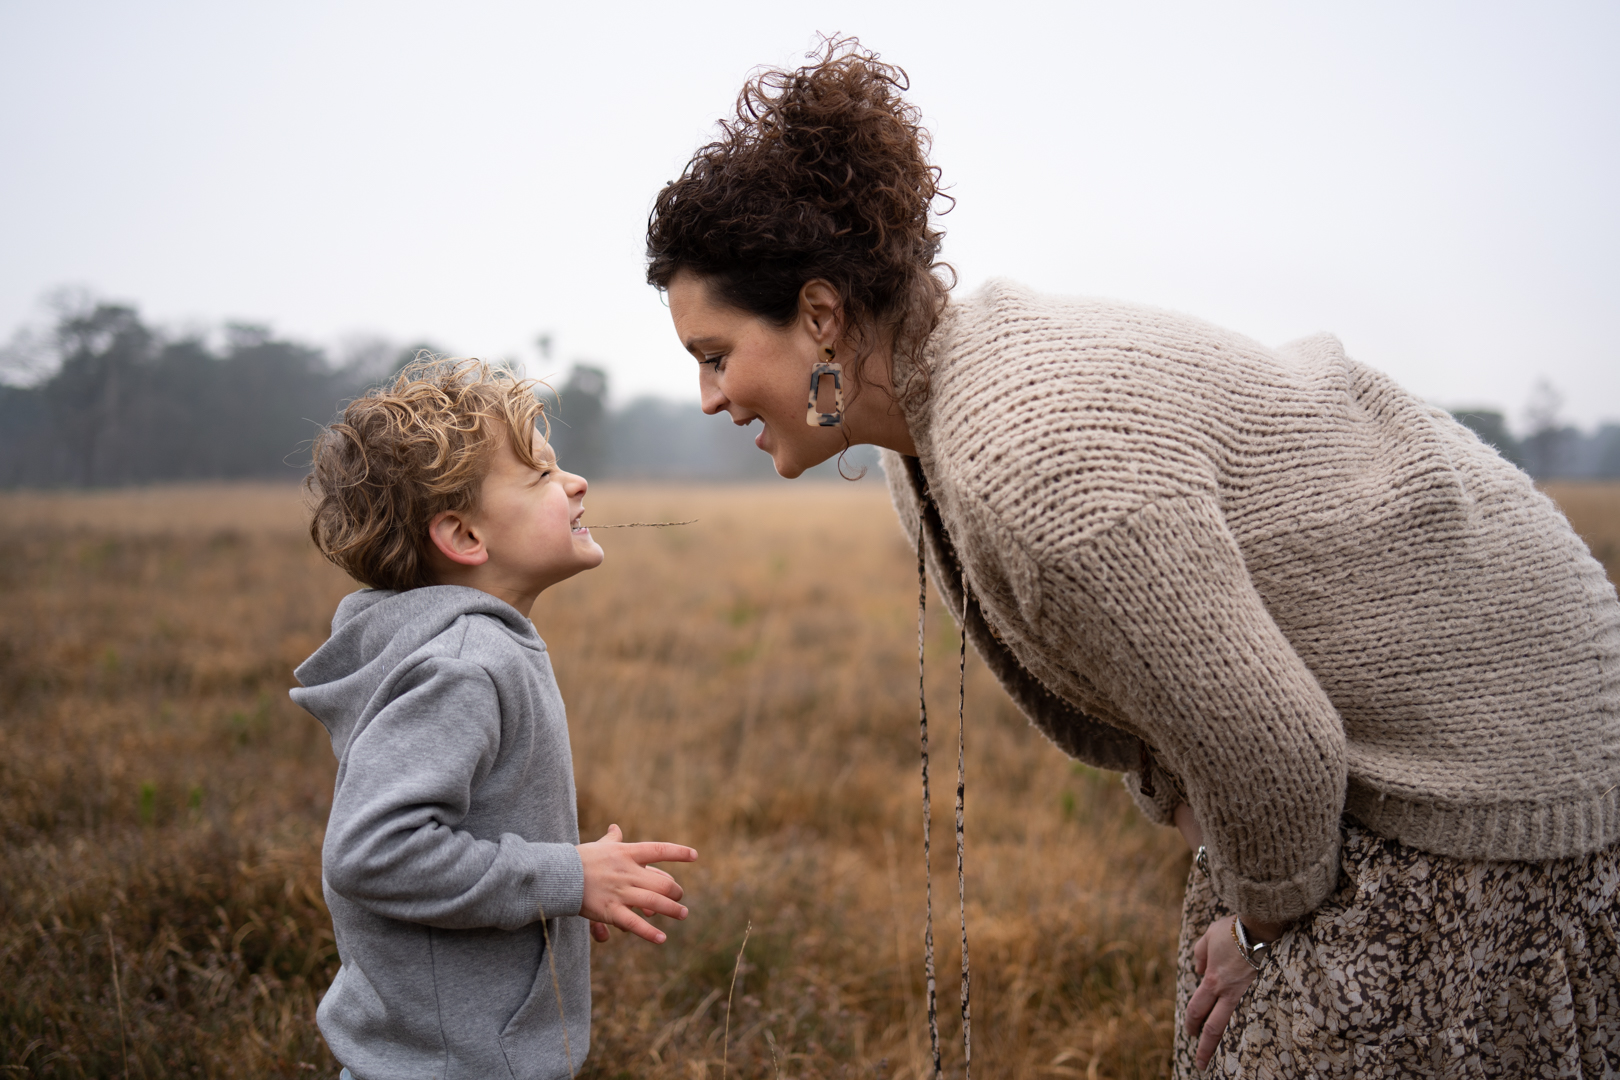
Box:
[938,279,1262,358]
[925,280,1310,435]
[917,282,1285,522]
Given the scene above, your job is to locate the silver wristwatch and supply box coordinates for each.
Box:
[1231,916,1271,970]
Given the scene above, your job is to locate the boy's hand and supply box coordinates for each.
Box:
[576,824,697,944]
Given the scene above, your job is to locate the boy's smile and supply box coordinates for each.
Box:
[427,425,604,614]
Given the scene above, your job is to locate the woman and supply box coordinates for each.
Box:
[646,40,1620,1077]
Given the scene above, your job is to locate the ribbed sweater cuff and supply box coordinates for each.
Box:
[511,840,586,924]
[1210,835,1341,925]
[1123,761,1185,827]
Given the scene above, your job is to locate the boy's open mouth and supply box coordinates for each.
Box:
[571,511,588,535]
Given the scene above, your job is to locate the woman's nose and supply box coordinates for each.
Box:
[698,368,727,416]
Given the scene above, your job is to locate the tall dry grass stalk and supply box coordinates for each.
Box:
[4,481,1616,1078]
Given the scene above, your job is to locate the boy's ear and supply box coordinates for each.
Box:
[428,510,490,567]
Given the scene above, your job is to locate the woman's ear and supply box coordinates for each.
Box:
[799,279,843,345]
[428,509,490,567]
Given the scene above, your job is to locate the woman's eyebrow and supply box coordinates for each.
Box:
[683,335,726,352]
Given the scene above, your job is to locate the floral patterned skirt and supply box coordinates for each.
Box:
[1173,819,1620,1079]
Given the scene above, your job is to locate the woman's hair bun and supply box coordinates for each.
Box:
[647,35,952,390]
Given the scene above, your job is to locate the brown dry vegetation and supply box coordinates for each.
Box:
[3,481,1617,1079]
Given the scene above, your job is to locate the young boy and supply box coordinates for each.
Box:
[292,359,695,1079]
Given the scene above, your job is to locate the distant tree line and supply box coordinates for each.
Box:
[0,304,364,487]
[1452,407,1620,481]
[0,301,876,489]
[1,300,1610,489]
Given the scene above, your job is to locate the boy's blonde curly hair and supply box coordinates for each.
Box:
[307,356,549,592]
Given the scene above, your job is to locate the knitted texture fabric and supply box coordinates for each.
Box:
[881,281,1620,925]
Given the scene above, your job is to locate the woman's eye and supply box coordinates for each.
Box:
[702,354,725,368]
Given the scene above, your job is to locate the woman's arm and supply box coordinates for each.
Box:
[1039,491,1348,926]
[1174,803,1288,943]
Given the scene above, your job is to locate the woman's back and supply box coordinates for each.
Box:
[902,280,1620,863]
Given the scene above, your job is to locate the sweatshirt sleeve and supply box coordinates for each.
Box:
[1045,492,1347,925]
[322,656,584,930]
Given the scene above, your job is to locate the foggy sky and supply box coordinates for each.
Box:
[3,1,1617,431]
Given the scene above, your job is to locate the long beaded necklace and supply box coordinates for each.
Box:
[916,489,973,1079]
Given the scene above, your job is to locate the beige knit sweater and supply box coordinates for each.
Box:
[882,281,1620,925]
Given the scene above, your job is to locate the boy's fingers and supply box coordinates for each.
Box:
[624,842,698,865]
[599,823,624,843]
[611,907,668,944]
[635,869,683,901]
[625,889,689,921]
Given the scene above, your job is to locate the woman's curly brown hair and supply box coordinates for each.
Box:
[305,356,549,592]
[646,36,953,402]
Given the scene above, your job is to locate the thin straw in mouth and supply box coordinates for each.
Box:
[581,519,699,529]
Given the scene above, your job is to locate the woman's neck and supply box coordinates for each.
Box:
[845,337,918,458]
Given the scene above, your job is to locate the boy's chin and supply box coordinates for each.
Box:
[574,538,606,569]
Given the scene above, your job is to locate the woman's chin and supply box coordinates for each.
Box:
[771,453,807,479]
[770,443,841,479]
[761,425,842,479]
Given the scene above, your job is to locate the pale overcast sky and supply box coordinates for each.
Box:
[3,1,1617,431]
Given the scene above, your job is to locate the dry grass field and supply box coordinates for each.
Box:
[3,480,1617,1079]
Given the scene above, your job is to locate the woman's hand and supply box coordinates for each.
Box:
[1186,915,1256,1070]
[1186,913,1290,1071]
[576,823,698,944]
[1176,803,1294,1068]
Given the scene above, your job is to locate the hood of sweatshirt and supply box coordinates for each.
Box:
[291,585,542,747]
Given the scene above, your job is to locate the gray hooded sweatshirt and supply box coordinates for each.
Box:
[291,586,589,1080]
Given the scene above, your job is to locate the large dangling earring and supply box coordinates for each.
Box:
[806,344,844,427]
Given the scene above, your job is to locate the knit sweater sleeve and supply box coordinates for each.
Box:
[323,655,585,930]
[1042,491,1347,925]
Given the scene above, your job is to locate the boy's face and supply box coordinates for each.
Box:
[467,426,604,597]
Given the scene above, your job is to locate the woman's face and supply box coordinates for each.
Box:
[666,271,847,478]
